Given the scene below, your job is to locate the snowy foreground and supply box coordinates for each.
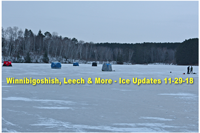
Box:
[2,63,198,132]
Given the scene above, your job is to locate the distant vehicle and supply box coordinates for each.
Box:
[3,61,12,67]
[92,62,97,66]
[51,62,61,69]
[102,63,112,71]
[73,62,79,66]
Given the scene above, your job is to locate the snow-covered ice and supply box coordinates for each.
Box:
[3,97,74,104]
[34,106,73,110]
[2,63,198,132]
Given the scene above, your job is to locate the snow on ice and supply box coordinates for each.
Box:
[2,63,198,132]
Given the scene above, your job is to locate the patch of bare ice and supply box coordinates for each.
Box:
[2,86,13,87]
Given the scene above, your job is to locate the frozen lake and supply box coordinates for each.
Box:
[2,63,198,132]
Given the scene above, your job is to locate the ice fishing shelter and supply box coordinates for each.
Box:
[73,62,79,66]
[92,62,97,66]
[51,62,61,69]
[3,61,12,66]
[102,63,112,71]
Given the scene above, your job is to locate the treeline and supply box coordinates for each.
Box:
[2,26,198,65]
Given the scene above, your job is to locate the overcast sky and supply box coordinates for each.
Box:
[2,1,198,43]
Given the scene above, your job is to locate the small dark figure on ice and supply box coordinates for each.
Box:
[187,66,190,74]
[190,66,193,74]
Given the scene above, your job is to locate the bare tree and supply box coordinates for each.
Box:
[84,43,89,61]
[44,31,52,55]
[128,49,134,63]
[93,47,98,61]
[78,40,84,59]
[113,48,119,61]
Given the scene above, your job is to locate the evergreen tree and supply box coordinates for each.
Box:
[165,51,169,63]
[16,52,23,63]
[117,55,123,64]
[72,38,78,44]
[176,38,198,65]
[25,52,31,63]
[42,51,49,63]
